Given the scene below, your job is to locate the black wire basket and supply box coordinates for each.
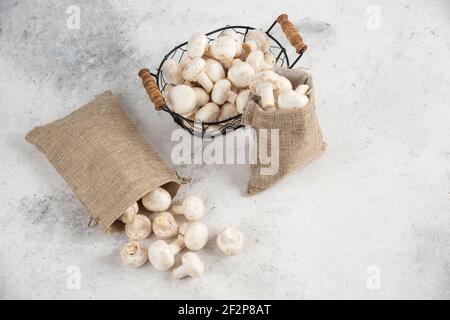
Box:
[139,14,307,137]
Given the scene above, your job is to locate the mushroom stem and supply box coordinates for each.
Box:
[169,235,185,255]
[196,72,214,93]
[259,85,275,108]
[171,196,205,220]
[172,264,189,280]
[171,205,183,216]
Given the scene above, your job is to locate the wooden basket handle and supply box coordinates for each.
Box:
[138,68,165,110]
[276,14,308,54]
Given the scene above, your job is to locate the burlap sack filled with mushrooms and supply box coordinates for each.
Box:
[241,68,326,195]
[26,91,181,232]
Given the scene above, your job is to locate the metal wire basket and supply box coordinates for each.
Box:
[139,13,307,137]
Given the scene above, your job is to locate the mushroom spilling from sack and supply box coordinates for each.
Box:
[118,189,244,280]
[161,30,310,122]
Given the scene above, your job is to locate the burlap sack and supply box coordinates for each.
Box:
[26,91,181,232]
[241,68,326,195]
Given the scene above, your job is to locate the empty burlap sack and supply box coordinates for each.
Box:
[26,91,181,232]
[241,68,326,195]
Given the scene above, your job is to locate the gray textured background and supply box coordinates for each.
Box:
[0,0,449,299]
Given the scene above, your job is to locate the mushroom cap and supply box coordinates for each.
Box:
[147,240,175,271]
[119,202,139,224]
[204,59,225,83]
[217,102,239,121]
[142,187,172,212]
[152,212,178,239]
[182,58,206,81]
[180,56,193,68]
[295,84,310,95]
[221,29,239,41]
[235,89,251,114]
[278,76,293,91]
[193,87,210,108]
[169,85,197,114]
[231,58,244,67]
[217,227,244,255]
[182,195,205,220]
[125,214,152,240]
[210,36,237,61]
[278,90,309,109]
[120,241,148,267]
[181,252,205,277]
[211,79,232,105]
[162,59,184,85]
[221,29,242,57]
[218,102,238,121]
[162,85,174,110]
[187,32,208,58]
[180,221,209,251]
[245,29,269,53]
[246,50,264,72]
[194,102,220,123]
[249,70,281,93]
[227,62,255,88]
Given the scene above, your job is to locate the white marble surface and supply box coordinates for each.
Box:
[1,0,449,299]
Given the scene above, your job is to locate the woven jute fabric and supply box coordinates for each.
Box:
[26,91,181,232]
[241,68,326,195]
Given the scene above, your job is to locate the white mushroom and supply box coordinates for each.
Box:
[172,252,205,280]
[218,102,239,121]
[216,227,244,255]
[231,58,244,67]
[194,102,219,122]
[204,59,225,83]
[263,51,276,70]
[179,221,209,251]
[221,29,242,57]
[246,50,264,72]
[249,71,281,109]
[193,87,210,108]
[235,89,251,114]
[152,212,178,240]
[209,36,237,68]
[227,62,255,88]
[211,79,237,105]
[278,76,293,92]
[241,39,257,60]
[295,84,310,95]
[120,241,148,268]
[125,214,152,240]
[187,32,208,58]
[183,58,214,92]
[180,56,193,68]
[119,202,139,224]
[171,195,204,220]
[147,235,185,271]
[161,59,184,85]
[169,84,197,114]
[162,85,174,110]
[142,187,172,212]
[245,29,269,53]
[278,90,309,109]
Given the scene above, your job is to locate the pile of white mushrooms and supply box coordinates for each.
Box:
[119,187,244,280]
[161,29,310,122]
